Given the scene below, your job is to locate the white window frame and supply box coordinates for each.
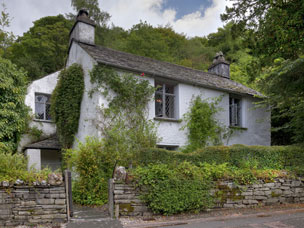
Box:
[229,95,242,127]
[155,82,176,119]
[35,93,52,121]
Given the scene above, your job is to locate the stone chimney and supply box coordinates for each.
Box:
[69,9,96,46]
[208,51,230,79]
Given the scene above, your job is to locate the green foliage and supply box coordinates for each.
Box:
[182,96,225,152]
[260,58,304,143]
[222,0,304,60]
[90,64,158,164]
[133,162,213,215]
[71,0,110,26]
[136,145,304,175]
[64,138,114,205]
[7,15,73,80]
[0,57,28,151]
[0,3,15,57]
[51,64,84,148]
[0,150,53,183]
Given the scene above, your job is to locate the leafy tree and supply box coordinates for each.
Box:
[7,15,73,81]
[122,22,187,64]
[221,0,304,59]
[0,57,28,151]
[260,57,304,144]
[0,3,14,57]
[71,0,110,26]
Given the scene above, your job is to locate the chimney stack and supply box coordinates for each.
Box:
[208,51,230,79]
[69,9,96,46]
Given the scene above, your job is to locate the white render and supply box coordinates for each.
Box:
[64,42,271,147]
[20,14,271,161]
[25,149,41,170]
[18,72,59,151]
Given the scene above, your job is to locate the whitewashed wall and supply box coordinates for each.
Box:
[59,42,271,148]
[18,72,59,151]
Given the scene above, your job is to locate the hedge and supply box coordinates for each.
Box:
[136,144,304,174]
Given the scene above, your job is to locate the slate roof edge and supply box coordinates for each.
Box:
[76,41,265,98]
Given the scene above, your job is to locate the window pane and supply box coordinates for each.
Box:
[45,103,52,120]
[35,103,45,120]
[155,92,163,117]
[165,84,174,94]
[165,95,174,118]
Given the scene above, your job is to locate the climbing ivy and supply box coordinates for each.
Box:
[51,64,84,148]
[182,96,225,152]
[90,64,158,164]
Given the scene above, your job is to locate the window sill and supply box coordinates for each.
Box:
[229,126,248,131]
[33,119,54,124]
[154,117,181,123]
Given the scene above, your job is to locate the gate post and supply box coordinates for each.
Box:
[108,178,114,218]
[64,170,73,219]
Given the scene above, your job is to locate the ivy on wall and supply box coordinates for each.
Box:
[182,96,225,152]
[90,64,158,164]
[51,64,84,148]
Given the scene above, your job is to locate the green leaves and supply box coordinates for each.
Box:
[182,96,223,152]
[90,64,158,165]
[7,15,73,81]
[51,64,84,148]
[0,57,28,151]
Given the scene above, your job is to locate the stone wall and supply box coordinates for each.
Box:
[0,184,67,227]
[112,182,151,217]
[111,178,304,217]
[214,179,304,208]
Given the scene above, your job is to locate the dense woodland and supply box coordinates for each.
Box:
[0,0,303,147]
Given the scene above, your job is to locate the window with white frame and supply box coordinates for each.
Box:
[35,93,51,121]
[229,96,241,127]
[155,82,176,119]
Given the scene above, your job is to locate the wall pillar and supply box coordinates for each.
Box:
[25,149,41,170]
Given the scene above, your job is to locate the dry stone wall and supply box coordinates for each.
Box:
[0,184,67,227]
[214,178,304,208]
[111,178,304,217]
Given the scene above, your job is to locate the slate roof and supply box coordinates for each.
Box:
[24,135,61,150]
[78,42,263,97]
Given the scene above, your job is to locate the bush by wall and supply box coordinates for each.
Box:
[133,162,213,215]
[64,137,118,205]
[136,144,304,175]
[51,64,84,148]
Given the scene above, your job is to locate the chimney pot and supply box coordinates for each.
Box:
[69,9,96,46]
[208,51,230,79]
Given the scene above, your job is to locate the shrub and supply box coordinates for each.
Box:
[64,137,118,205]
[137,144,304,174]
[0,151,53,183]
[133,162,213,215]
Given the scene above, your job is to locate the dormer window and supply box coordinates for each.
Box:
[229,96,242,127]
[35,93,51,121]
[155,82,176,119]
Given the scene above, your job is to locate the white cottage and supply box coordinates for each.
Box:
[22,10,271,170]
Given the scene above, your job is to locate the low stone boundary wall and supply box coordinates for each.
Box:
[0,184,67,226]
[112,182,150,217]
[110,176,304,217]
[214,179,304,208]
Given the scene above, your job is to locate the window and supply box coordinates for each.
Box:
[157,145,179,151]
[155,82,176,119]
[35,93,51,121]
[229,96,241,126]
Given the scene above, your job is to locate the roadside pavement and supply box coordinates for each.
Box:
[121,203,304,228]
